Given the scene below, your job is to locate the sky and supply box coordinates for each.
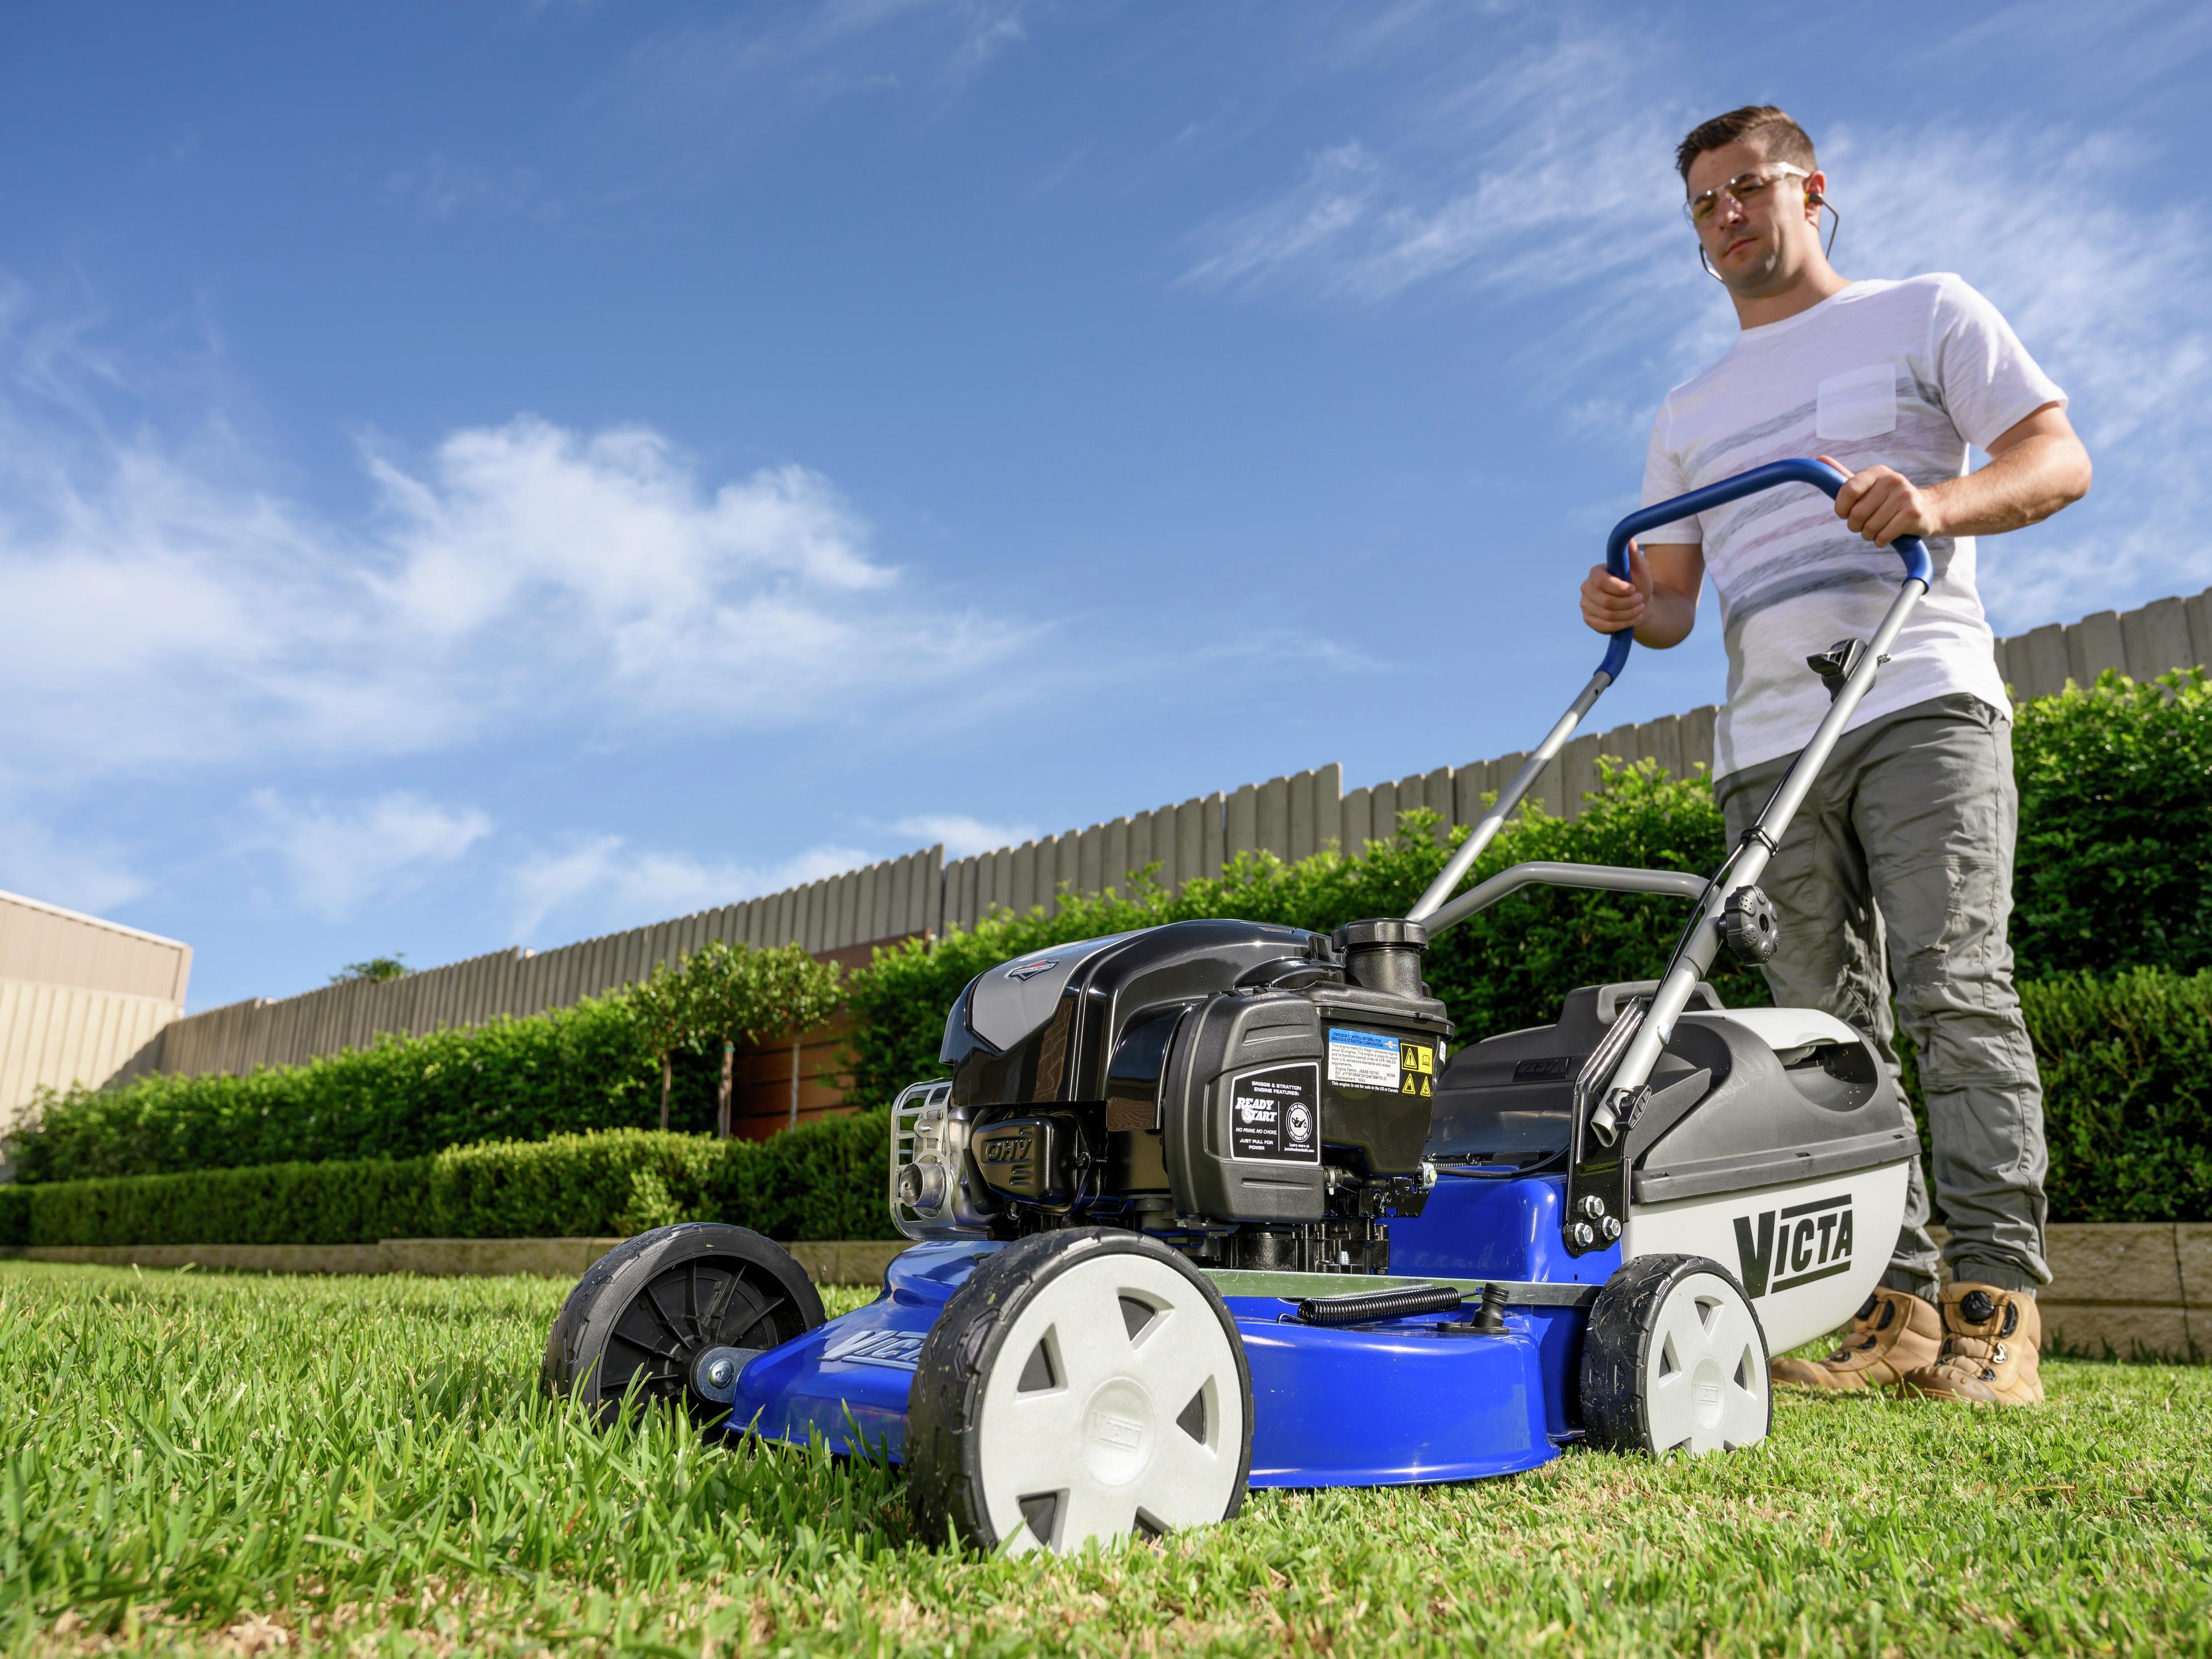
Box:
[3,0,2208,1012]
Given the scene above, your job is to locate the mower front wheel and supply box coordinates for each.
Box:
[542,1222,825,1427]
[905,1229,1253,1554]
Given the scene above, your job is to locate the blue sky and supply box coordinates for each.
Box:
[4,1,2207,1011]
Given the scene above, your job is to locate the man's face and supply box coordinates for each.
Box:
[1683,138,1823,293]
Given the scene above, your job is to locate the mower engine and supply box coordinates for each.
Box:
[888,918,1451,1274]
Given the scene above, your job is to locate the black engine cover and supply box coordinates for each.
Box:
[940,920,1451,1225]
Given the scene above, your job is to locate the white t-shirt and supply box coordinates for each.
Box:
[1639,273,2065,778]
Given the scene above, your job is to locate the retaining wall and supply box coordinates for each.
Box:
[9,1225,2206,1357]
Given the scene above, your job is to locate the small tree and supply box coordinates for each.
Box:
[683,941,844,1137]
[331,955,410,983]
[627,959,696,1133]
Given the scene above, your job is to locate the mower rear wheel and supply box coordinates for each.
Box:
[905,1229,1253,1555]
[542,1222,825,1427]
[1581,1253,1770,1457]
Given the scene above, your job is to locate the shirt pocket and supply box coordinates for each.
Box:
[1816,362,1899,441]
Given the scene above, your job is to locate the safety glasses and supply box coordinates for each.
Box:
[1683,163,1810,227]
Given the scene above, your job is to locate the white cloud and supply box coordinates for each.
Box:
[589,0,1034,164]
[0,812,148,916]
[249,791,493,922]
[0,322,1034,786]
[890,812,1040,857]
[509,835,872,940]
[381,154,546,221]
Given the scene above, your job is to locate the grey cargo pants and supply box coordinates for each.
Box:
[1715,693,2050,1296]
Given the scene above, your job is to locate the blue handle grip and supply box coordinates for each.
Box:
[1595,458,1932,681]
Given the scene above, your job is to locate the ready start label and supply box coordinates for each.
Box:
[1327,1028,1440,1097]
[1231,1062,1320,1163]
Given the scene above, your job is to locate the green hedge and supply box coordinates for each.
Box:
[5,1115,898,1249]
[7,970,2206,1239]
[7,942,839,1186]
[2013,670,2212,977]
[2025,969,2212,1223]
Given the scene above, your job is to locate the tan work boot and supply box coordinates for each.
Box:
[1899,1282,2045,1406]
[1770,1286,1941,1392]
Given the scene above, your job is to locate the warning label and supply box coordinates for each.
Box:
[1327,1028,1400,1091]
[1230,1063,1320,1163]
[1398,1039,1437,1099]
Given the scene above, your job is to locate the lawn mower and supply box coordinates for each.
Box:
[545,458,1932,1555]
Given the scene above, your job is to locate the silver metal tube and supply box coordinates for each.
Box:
[1424,861,1708,938]
[1606,580,1928,1097]
[1407,670,1611,922]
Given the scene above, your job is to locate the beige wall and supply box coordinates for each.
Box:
[1,890,192,1143]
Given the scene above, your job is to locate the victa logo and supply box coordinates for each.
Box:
[1733,1192,1854,1297]
[823,1329,926,1371]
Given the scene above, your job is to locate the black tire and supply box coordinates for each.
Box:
[905,1228,1254,1554]
[1580,1252,1771,1457]
[541,1222,825,1427]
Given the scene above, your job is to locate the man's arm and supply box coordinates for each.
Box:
[1825,403,2092,546]
[1580,541,1706,647]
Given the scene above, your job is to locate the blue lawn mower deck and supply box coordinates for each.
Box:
[545,459,1934,1554]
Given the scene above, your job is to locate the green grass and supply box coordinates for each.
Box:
[1,1263,2206,1658]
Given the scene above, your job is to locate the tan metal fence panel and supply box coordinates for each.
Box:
[1341,785,1372,856]
[1367,778,1397,844]
[2127,597,2196,681]
[0,890,192,1004]
[1225,783,1256,863]
[2070,611,2126,683]
[1128,811,1154,888]
[1103,817,1130,895]
[1050,833,1077,915]
[1,979,178,1141]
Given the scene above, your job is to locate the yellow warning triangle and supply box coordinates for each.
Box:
[1420,1076,1432,1096]
[1401,1075,1416,1094]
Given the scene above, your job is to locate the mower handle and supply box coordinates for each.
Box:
[1595,457,1934,681]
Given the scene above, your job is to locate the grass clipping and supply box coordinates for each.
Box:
[1,1261,2207,1658]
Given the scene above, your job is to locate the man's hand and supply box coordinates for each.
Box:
[1581,541,1651,634]
[1822,455,1944,546]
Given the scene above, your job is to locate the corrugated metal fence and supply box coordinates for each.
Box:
[135,585,2212,1083]
[143,849,942,1080]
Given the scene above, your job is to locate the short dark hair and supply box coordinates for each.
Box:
[1675,105,1817,184]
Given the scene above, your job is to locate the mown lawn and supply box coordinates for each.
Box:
[0,1261,2206,1658]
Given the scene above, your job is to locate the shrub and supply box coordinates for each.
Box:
[7,943,839,1185]
[2013,669,2212,978]
[12,1115,901,1250]
[13,970,2208,1238]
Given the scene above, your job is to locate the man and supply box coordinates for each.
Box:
[1580,105,2091,1405]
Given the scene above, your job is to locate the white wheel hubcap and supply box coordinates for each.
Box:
[1644,1270,1768,1455]
[975,1251,1244,1554]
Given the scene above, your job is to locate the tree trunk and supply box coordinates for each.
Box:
[717,1041,734,1139]
[658,1053,672,1133]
